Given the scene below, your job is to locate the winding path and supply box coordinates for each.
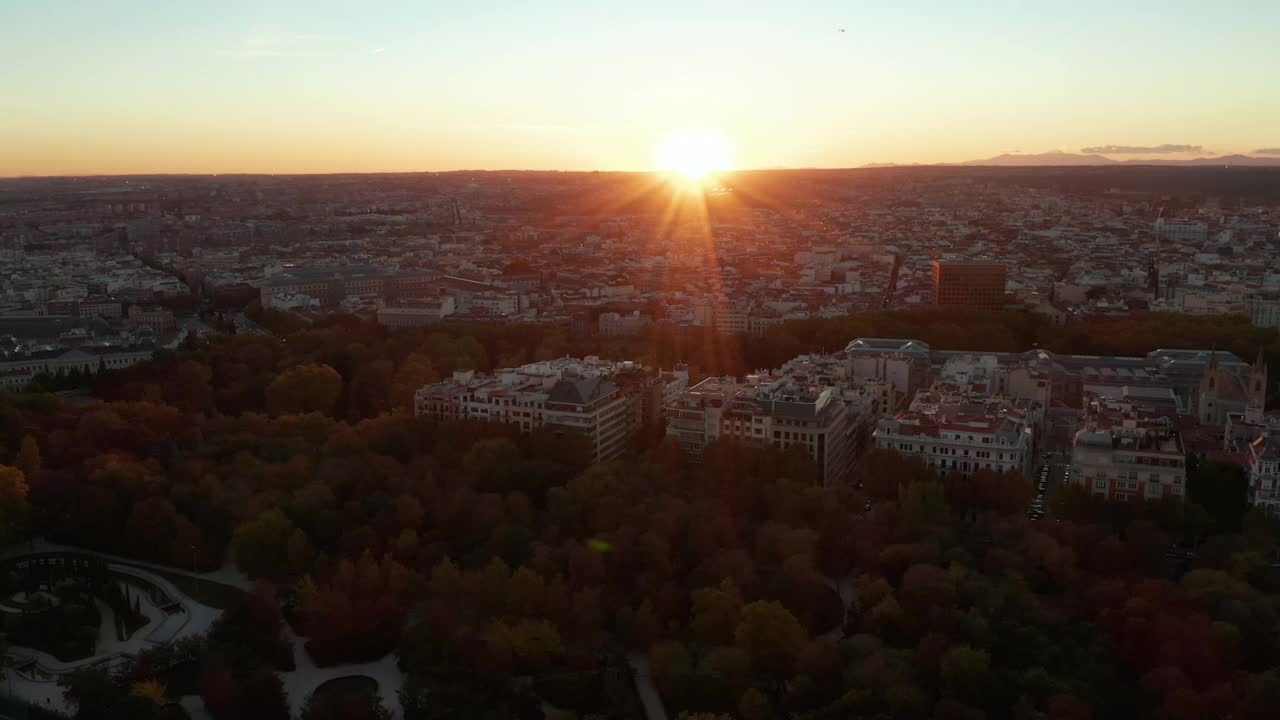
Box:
[626,652,668,720]
[280,627,405,718]
[2,542,413,717]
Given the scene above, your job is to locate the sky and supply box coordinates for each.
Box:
[2,0,1279,176]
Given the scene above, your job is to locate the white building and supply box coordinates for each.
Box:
[1246,294,1280,329]
[873,392,1035,478]
[1246,431,1280,516]
[414,357,682,463]
[0,341,154,391]
[1069,396,1187,501]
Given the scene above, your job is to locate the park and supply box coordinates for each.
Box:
[1,544,402,719]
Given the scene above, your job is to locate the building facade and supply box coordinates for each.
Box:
[414,357,685,463]
[1246,432,1280,516]
[0,341,154,391]
[1246,294,1280,329]
[665,374,858,486]
[1070,396,1187,501]
[377,297,456,327]
[874,391,1035,478]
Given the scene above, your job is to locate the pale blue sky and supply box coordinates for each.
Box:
[2,0,1278,174]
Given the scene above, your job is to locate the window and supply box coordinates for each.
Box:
[1095,479,1106,489]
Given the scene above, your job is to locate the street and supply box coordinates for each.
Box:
[1028,450,1071,521]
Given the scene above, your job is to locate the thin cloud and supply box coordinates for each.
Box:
[371,48,386,54]
[1253,148,1280,156]
[501,123,582,135]
[218,25,325,59]
[1081,144,1203,154]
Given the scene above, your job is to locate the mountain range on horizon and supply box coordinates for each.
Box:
[863,151,1280,168]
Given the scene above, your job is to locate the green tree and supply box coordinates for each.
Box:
[738,688,774,720]
[390,354,440,408]
[734,601,807,682]
[940,645,991,703]
[265,363,342,415]
[691,580,744,646]
[233,510,297,580]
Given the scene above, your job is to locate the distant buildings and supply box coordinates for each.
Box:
[932,261,1007,310]
[598,311,650,337]
[260,265,436,308]
[1154,217,1209,243]
[127,305,176,334]
[414,357,687,463]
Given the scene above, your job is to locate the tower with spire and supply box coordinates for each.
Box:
[1246,349,1268,425]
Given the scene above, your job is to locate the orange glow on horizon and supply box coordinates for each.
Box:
[654,128,734,183]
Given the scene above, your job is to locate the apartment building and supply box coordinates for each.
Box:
[844,338,932,411]
[80,296,123,320]
[127,305,176,333]
[665,374,857,485]
[1070,396,1187,501]
[873,391,1035,478]
[1246,431,1280,516]
[414,357,683,463]
[666,376,738,463]
[1246,294,1280,329]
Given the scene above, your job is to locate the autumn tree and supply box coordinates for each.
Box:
[691,580,744,646]
[265,363,342,415]
[233,510,298,581]
[0,465,31,547]
[390,353,440,408]
[734,601,807,684]
[16,434,41,478]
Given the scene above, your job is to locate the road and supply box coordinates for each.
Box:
[1028,450,1070,521]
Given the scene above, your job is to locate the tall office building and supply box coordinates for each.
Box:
[932,261,1007,310]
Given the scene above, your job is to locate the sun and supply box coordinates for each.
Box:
[655,128,734,182]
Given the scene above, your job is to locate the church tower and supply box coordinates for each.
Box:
[1246,349,1268,425]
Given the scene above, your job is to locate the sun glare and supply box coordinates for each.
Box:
[655,128,734,182]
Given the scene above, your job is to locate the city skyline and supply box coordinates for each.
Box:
[4,0,1280,176]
